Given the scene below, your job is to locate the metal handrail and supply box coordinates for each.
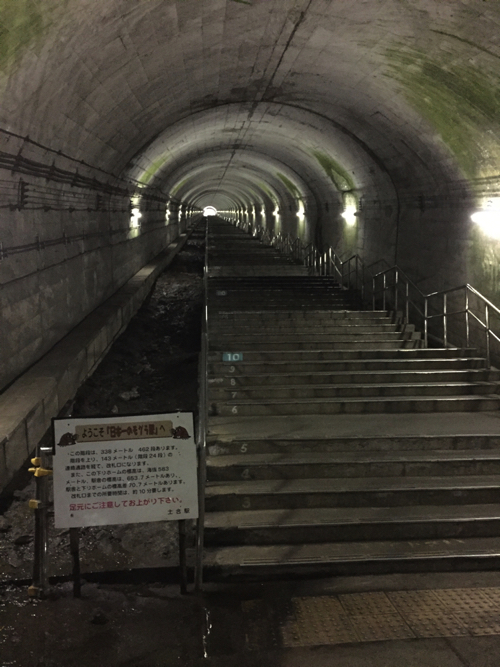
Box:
[249,224,500,368]
[369,265,500,365]
[194,217,209,591]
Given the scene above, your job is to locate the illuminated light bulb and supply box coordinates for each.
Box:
[130,208,142,228]
[297,201,306,224]
[341,205,357,226]
[471,199,500,239]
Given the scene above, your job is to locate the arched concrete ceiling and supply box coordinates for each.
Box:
[1,0,499,252]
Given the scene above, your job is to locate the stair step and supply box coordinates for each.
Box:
[208,348,481,361]
[207,369,498,387]
[211,310,391,321]
[204,504,500,544]
[212,394,500,416]
[202,537,500,574]
[205,475,500,511]
[211,332,420,342]
[210,340,422,352]
[209,382,499,401]
[207,450,500,481]
[209,318,404,338]
[208,358,486,374]
[207,435,500,455]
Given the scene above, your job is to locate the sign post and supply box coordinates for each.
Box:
[53,412,198,593]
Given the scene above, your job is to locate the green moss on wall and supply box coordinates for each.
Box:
[0,0,68,73]
[170,176,190,197]
[258,181,275,201]
[277,172,301,198]
[385,45,500,180]
[311,150,355,192]
[140,156,169,185]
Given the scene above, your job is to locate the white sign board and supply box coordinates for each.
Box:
[53,413,198,528]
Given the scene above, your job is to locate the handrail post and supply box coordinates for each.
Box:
[372,277,375,311]
[394,268,399,312]
[424,297,428,348]
[405,281,409,324]
[443,293,448,347]
[465,289,470,347]
[486,304,491,368]
[382,274,387,312]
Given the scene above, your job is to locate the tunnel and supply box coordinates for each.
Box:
[1,0,500,493]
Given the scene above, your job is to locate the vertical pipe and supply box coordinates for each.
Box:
[70,528,81,598]
[178,520,187,594]
[30,449,50,599]
[372,277,376,311]
[382,274,387,312]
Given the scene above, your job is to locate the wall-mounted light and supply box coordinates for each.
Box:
[203,206,217,217]
[471,198,500,239]
[130,194,142,229]
[341,192,357,226]
[297,200,306,224]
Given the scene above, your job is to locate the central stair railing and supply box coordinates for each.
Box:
[194,218,209,591]
[246,223,500,368]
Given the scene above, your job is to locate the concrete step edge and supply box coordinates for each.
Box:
[204,504,500,529]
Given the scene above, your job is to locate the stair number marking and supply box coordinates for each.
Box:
[240,444,248,453]
[232,406,238,414]
[223,352,243,362]
[231,379,236,386]
[242,497,251,509]
[216,290,227,296]
[241,469,251,479]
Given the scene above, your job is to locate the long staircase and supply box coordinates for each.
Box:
[201,219,500,579]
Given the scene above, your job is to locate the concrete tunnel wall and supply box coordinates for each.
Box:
[1,0,500,488]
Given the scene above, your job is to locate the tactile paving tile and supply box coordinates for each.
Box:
[432,588,500,612]
[387,590,468,637]
[431,589,500,636]
[281,597,359,647]
[348,614,416,642]
[241,589,500,650]
[293,595,345,618]
[338,592,399,616]
[471,587,500,608]
[387,589,448,612]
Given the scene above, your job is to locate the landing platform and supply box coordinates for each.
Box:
[209,411,500,440]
